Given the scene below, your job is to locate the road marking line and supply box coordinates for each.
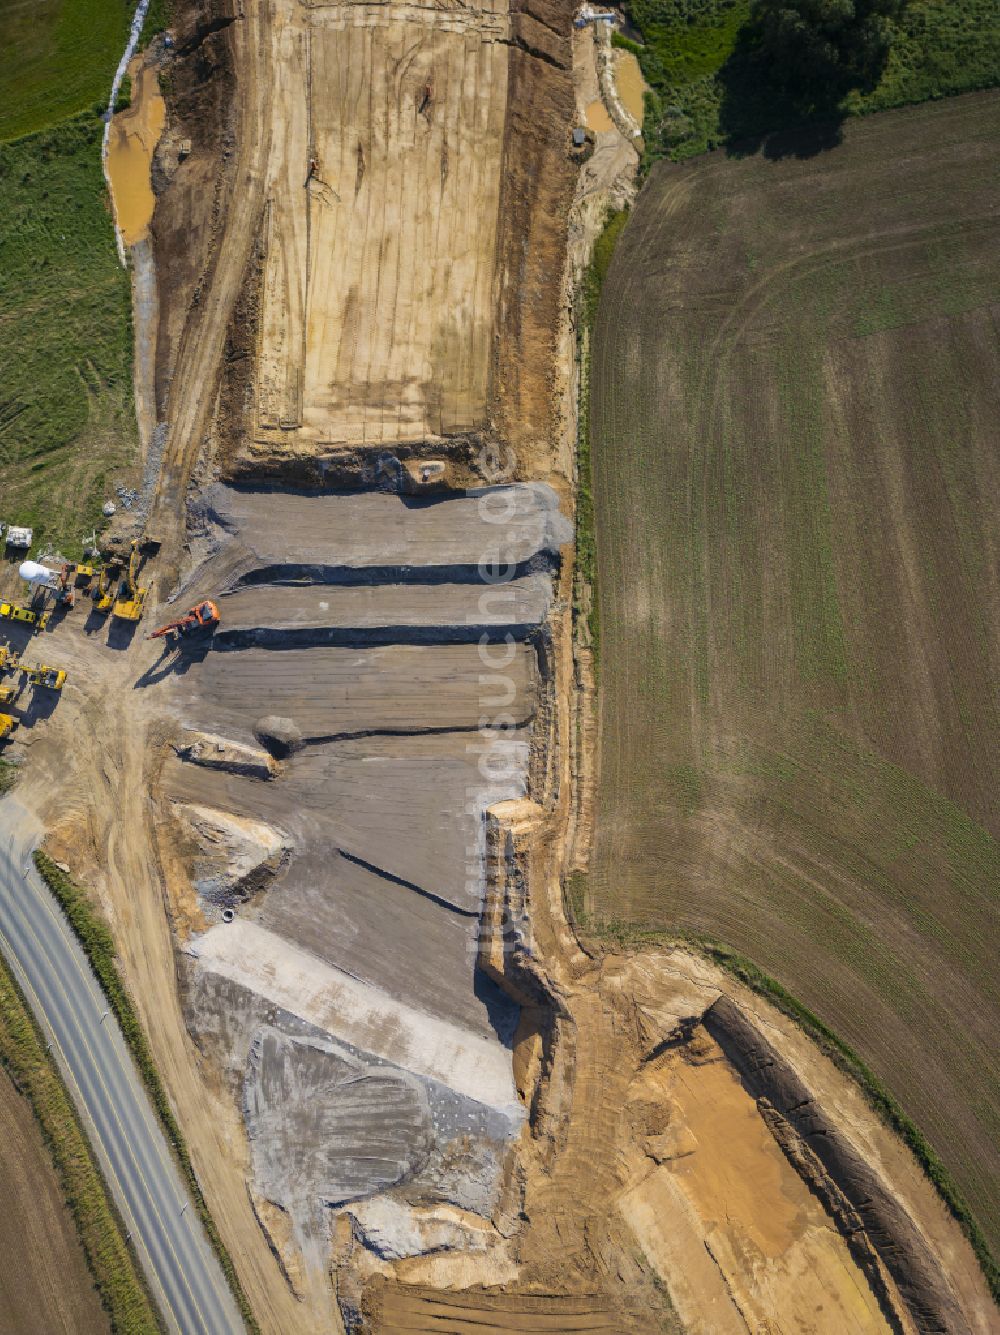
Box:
[23,854,238,1327]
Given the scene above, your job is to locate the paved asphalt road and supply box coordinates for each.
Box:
[0,798,244,1335]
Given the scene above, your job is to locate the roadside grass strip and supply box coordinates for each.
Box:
[575,208,630,666]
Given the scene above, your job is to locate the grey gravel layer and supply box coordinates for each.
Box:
[193,483,572,576]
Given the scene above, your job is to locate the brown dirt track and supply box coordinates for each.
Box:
[0,1070,107,1335]
[589,92,1000,1266]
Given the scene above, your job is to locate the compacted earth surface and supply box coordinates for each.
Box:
[1,2,996,1333]
[152,481,570,1286]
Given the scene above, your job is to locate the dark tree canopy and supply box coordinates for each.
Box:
[753,0,908,98]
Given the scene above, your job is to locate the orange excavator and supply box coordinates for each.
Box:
[147,600,220,644]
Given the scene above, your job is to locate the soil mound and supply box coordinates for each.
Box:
[254,715,304,758]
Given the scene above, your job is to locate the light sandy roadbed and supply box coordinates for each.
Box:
[190,918,521,1110]
[257,0,510,446]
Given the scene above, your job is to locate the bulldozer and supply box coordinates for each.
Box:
[0,714,17,743]
[147,600,220,644]
[112,540,150,622]
[0,601,48,631]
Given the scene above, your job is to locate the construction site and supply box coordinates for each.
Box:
[0,0,995,1332]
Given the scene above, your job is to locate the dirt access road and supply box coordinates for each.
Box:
[10,616,313,1334]
[147,0,274,573]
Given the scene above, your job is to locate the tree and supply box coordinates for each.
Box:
[752,0,907,99]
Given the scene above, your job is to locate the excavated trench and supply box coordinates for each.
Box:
[212,625,550,651]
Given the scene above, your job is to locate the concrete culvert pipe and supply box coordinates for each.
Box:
[222,908,235,924]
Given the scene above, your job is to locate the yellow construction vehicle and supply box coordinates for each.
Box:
[92,560,118,614]
[147,600,220,643]
[73,562,96,597]
[112,540,149,623]
[1,602,39,627]
[0,646,19,673]
[0,714,17,742]
[23,663,66,691]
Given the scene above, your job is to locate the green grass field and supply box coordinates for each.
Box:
[0,0,136,142]
[0,0,165,557]
[0,117,137,557]
[588,92,1000,1279]
[621,0,1000,159]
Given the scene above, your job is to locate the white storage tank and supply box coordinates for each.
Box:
[18,560,60,590]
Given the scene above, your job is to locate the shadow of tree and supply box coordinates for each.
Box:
[717,0,903,159]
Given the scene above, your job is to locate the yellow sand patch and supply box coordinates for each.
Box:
[620,1029,894,1334]
[614,49,647,127]
[585,99,613,133]
[106,57,165,247]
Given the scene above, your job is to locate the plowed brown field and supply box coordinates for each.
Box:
[589,92,1000,1264]
[0,1070,107,1335]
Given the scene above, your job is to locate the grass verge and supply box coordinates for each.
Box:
[575,209,630,664]
[34,851,260,1334]
[563,888,1000,1302]
[0,0,172,143]
[0,941,160,1332]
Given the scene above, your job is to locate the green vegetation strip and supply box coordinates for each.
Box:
[0,0,172,143]
[575,209,630,664]
[563,885,1000,1302]
[0,940,160,1333]
[33,852,260,1335]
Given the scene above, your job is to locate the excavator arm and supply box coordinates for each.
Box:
[147,601,220,642]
